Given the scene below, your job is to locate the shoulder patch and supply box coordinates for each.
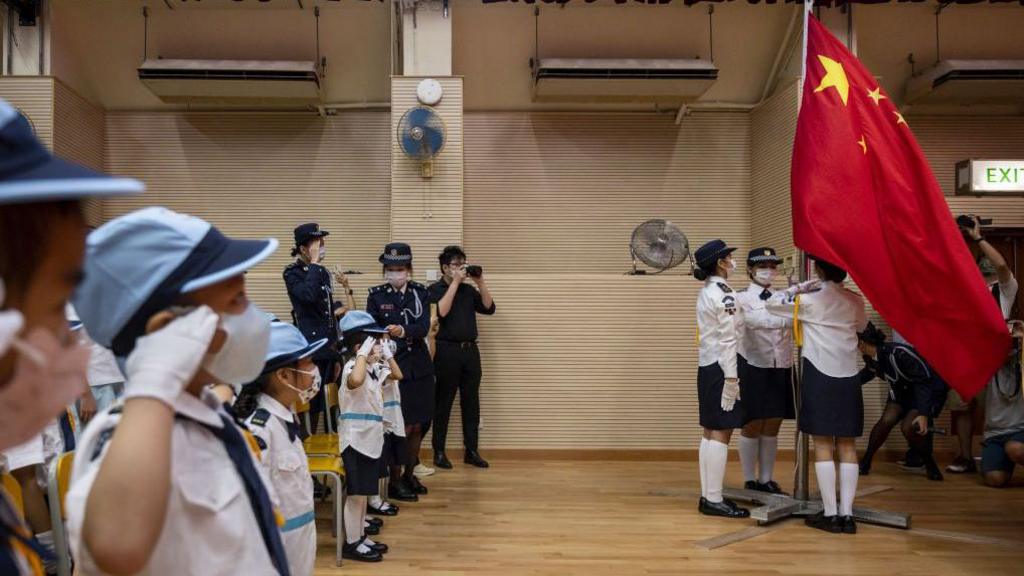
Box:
[91,426,117,462]
[250,408,271,428]
[254,435,268,451]
[721,295,737,315]
[716,282,733,293]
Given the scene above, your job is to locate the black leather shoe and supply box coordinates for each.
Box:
[805,511,842,533]
[408,475,428,495]
[744,480,760,491]
[388,480,418,502]
[364,522,380,536]
[925,462,944,482]
[367,540,389,554]
[698,498,750,518]
[757,480,784,494]
[342,541,383,562]
[858,459,871,476]
[464,450,490,468]
[367,503,399,516]
[841,516,857,534]
[698,497,707,511]
[434,452,453,469]
[366,516,384,528]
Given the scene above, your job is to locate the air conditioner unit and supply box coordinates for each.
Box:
[533,58,718,103]
[905,60,1024,106]
[138,59,321,105]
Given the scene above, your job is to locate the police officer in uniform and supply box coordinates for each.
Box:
[367,242,434,498]
[283,223,354,433]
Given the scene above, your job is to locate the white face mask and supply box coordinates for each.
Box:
[726,259,737,272]
[385,270,409,289]
[318,246,326,260]
[285,366,321,404]
[203,303,271,386]
[754,268,775,286]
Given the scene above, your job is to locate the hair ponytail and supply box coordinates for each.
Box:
[693,266,709,281]
[234,375,270,420]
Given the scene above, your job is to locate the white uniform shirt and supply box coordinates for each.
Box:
[67,304,123,387]
[339,359,385,458]
[991,275,1019,320]
[1,420,61,473]
[766,281,867,378]
[697,276,741,379]
[377,362,406,437]
[66,389,281,576]
[737,283,794,369]
[245,394,315,576]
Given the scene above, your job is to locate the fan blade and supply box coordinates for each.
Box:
[420,126,445,154]
[407,107,432,126]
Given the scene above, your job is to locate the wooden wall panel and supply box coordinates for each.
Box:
[103,111,392,321]
[0,77,54,147]
[53,80,105,225]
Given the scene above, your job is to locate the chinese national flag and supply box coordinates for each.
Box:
[791,16,1011,399]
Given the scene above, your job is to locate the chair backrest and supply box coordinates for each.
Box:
[1,473,24,518]
[48,452,74,520]
[295,399,310,415]
[325,381,339,410]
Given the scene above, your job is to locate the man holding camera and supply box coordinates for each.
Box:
[428,245,496,469]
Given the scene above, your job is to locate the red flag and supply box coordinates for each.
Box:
[791,16,1011,399]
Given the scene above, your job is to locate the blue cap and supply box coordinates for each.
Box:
[0,99,144,204]
[72,206,278,355]
[339,310,387,336]
[694,239,738,271]
[262,321,327,375]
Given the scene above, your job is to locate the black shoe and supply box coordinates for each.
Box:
[925,463,944,482]
[744,480,760,491]
[841,515,857,534]
[858,459,871,476]
[388,480,419,502]
[698,497,707,511]
[364,522,380,536]
[312,479,332,501]
[757,480,784,494]
[342,541,383,562]
[464,450,490,468]
[698,498,750,518]
[366,540,389,554]
[366,516,384,528]
[408,475,428,495]
[367,502,399,516]
[804,511,842,533]
[434,452,453,469]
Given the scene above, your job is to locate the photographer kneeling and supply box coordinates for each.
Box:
[428,246,495,469]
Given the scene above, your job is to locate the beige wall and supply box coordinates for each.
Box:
[0,77,55,147]
[53,80,105,225]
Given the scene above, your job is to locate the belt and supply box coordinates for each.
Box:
[438,340,477,349]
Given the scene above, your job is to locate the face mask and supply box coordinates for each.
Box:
[203,303,271,385]
[318,246,326,260]
[727,259,737,272]
[754,269,775,286]
[285,366,321,404]
[385,270,409,288]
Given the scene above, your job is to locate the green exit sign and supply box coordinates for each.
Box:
[956,160,1024,196]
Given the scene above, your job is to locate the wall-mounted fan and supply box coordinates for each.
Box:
[398,106,446,178]
[628,219,692,275]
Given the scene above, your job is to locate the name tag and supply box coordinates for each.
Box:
[380,304,395,311]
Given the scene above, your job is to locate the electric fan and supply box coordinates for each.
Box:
[398,106,446,178]
[628,219,692,275]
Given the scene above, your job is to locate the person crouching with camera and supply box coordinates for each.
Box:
[428,246,496,469]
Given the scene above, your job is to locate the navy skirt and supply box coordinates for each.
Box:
[739,356,795,422]
[399,374,436,427]
[342,447,382,496]
[799,358,864,438]
[698,362,746,430]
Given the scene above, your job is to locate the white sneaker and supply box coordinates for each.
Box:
[413,463,436,477]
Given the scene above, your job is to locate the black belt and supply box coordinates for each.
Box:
[438,340,477,349]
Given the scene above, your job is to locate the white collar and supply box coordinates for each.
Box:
[174,388,226,428]
[709,275,726,284]
[258,393,295,423]
[748,282,772,292]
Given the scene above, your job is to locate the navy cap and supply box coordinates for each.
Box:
[72,207,278,355]
[694,239,738,271]
[747,247,783,266]
[0,99,143,204]
[262,321,328,375]
[379,242,413,266]
[293,222,329,247]
[339,310,388,336]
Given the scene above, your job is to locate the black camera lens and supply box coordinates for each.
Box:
[466,265,483,277]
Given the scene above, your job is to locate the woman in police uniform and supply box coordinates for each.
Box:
[367,242,434,500]
[692,239,750,519]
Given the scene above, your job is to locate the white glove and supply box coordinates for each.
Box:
[0,309,24,356]
[0,327,90,451]
[721,378,740,412]
[124,306,220,407]
[783,279,821,299]
[380,338,395,361]
[356,336,376,358]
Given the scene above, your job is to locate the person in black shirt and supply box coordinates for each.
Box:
[427,246,496,469]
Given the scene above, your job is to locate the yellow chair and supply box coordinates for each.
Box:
[303,434,339,457]
[2,472,24,519]
[307,455,345,567]
[324,381,340,434]
[47,452,74,576]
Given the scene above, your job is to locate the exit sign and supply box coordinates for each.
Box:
[956,160,1024,196]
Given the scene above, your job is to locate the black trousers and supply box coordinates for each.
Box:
[432,341,483,453]
[309,357,338,432]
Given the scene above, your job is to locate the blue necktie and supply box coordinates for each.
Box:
[759,289,772,301]
[179,413,291,576]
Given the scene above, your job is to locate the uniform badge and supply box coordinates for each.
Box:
[380,303,395,311]
[254,436,268,451]
[764,249,771,256]
[716,282,733,294]
[722,295,737,315]
[390,249,398,256]
[250,408,271,428]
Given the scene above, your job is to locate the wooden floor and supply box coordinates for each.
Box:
[313,458,1024,575]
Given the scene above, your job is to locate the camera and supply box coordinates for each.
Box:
[956,214,993,229]
[465,265,483,278]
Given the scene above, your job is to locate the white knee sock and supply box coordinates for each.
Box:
[706,440,729,504]
[369,494,384,509]
[814,461,838,517]
[698,437,709,499]
[839,462,859,517]
[344,495,367,545]
[758,436,779,484]
[738,435,759,483]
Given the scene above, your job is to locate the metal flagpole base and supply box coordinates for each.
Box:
[722,487,911,529]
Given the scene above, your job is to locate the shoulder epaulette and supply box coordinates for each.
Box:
[369,284,386,294]
[409,280,426,290]
[249,408,271,428]
[716,282,733,294]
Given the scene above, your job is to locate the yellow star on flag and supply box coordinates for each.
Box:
[814,55,850,106]
[867,87,886,105]
[857,135,867,154]
[893,111,908,126]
